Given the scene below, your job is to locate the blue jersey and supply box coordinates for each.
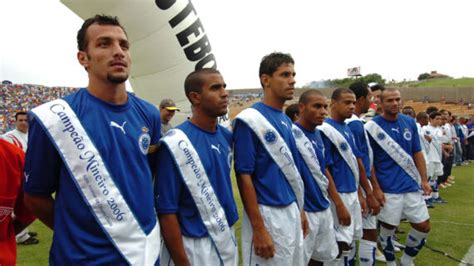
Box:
[347,118,371,178]
[233,102,301,206]
[24,89,161,265]
[368,114,422,193]
[320,118,361,193]
[295,123,331,212]
[155,121,239,237]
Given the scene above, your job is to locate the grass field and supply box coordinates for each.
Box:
[17,164,474,265]
[412,78,474,88]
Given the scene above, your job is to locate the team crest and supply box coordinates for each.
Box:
[0,207,13,222]
[264,129,277,144]
[138,127,151,155]
[403,128,412,141]
[339,142,348,151]
[377,132,385,140]
[292,128,303,139]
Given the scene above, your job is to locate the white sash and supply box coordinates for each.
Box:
[31,99,160,265]
[291,125,329,200]
[317,122,360,184]
[236,108,304,209]
[365,120,421,185]
[161,129,237,265]
[345,114,373,169]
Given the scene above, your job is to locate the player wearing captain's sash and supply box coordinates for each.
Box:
[234,52,308,265]
[365,88,431,266]
[155,69,239,265]
[293,89,338,266]
[318,88,380,266]
[346,81,385,265]
[23,15,161,265]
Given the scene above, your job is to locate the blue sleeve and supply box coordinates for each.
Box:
[411,121,422,153]
[233,119,257,175]
[347,122,364,159]
[154,144,182,214]
[151,108,161,145]
[320,133,333,167]
[24,116,60,195]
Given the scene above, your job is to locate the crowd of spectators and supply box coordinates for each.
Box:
[0,84,78,134]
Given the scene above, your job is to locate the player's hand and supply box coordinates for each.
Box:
[252,227,275,259]
[421,181,432,196]
[373,187,386,207]
[366,193,381,215]
[358,194,369,218]
[301,211,309,239]
[336,204,351,226]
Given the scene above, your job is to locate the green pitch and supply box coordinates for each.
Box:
[17,163,474,265]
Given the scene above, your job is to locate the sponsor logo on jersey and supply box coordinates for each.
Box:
[110,121,127,135]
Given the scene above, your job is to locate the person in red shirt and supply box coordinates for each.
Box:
[0,139,36,266]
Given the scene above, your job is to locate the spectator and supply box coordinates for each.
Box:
[285,103,300,122]
[159,98,180,136]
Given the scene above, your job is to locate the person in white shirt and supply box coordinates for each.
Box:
[1,112,28,152]
[1,111,39,245]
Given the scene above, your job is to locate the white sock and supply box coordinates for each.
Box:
[379,226,396,262]
[432,191,439,199]
[401,228,428,266]
[358,239,376,266]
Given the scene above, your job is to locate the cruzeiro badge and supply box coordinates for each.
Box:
[138,126,151,155]
[264,129,278,144]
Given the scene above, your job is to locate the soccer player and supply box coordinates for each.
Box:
[346,82,385,265]
[319,88,380,265]
[0,139,36,266]
[234,52,307,265]
[1,111,39,245]
[155,69,239,265]
[24,15,161,264]
[293,89,338,265]
[365,88,432,266]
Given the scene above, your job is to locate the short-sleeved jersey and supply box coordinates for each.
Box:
[155,121,238,237]
[233,102,301,206]
[368,114,421,193]
[320,118,361,193]
[0,140,35,266]
[24,88,161,265]
[295,123,330,212]
[347,116,371,178]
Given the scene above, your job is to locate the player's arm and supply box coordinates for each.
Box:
[24,193,54,230]
[325,168,351,226]
[370,167,385,206]
[413,151,432,195]
[237,173,275,258]
[357,158,380,215]
[158,214,190,266]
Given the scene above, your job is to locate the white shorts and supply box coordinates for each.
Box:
[304,209,338,263]
[362,213,377,230]
[330,192,363,244]
[427,161,444,178]
[160,227,238,266]
[378,192,430,226]
[242,202,304,266]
